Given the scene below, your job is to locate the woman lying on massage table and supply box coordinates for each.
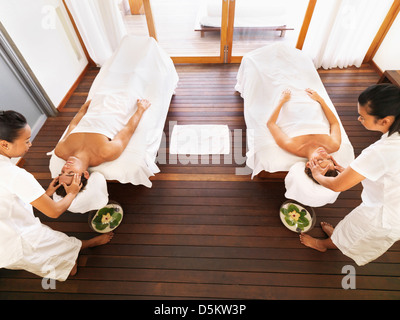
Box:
[53,97,151,196]
[267,88,341,181]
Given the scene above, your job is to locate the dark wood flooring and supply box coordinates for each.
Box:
[1,63,400,300]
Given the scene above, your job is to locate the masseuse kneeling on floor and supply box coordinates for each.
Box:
[300,84,400,266]
[0,110,113,281]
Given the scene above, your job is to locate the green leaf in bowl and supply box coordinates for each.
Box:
[109,212,122,229]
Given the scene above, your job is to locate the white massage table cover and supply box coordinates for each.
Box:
[48,35,178,212]
[235,43,355,206]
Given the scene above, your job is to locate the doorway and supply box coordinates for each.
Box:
[120,0,313,63]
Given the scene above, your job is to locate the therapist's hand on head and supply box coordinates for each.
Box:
[45,176,61,197]
[309,158,329,180]
[330,156,345,173]
[62,173,82,195]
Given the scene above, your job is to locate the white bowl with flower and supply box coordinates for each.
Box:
[89,201,123,233]
[279,200,315,233]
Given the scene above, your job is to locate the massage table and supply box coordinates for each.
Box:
[235,43,355,207]
[48,35,179,213]
[195,0,293,37]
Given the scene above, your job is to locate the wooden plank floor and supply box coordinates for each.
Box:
[1,63,400,300]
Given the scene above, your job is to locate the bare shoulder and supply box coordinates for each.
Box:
[327,140,341,153]
[54,140,68,159]
[324,135,341,153]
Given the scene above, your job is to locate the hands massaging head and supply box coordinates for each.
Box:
[55,156,89,197]
[304,147,339,184]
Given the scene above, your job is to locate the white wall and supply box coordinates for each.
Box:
[0,0,88,107]
[372,12,400,72]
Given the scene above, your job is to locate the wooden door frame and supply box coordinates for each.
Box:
[229,0,317,63]
[130,0,319,64]
[73,0,397,65]
[170,0,229,64]
[296,0,317,50]
[363,0,400,63]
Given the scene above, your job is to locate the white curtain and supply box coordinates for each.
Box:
[303,0,393,69]
[64,0,127,66]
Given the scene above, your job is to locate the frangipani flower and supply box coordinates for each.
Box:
[101,213,112,224]
[289,210,300,221]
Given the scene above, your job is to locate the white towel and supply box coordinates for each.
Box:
[170,125,230,155]
[70,92,136,140]
[284,162,340,207]
[52,171,109,214]
[275,89,330,138]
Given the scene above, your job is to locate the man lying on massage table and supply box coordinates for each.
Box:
[267,88,342,182]
[53,97,151,196]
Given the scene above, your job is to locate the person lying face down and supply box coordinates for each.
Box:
[54,98,151,196]
[267,88,342,183]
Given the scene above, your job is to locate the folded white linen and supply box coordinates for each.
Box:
[284,162,340,207]
[48,35,178,212]
[170,125,230,155]
[236,43,354,207]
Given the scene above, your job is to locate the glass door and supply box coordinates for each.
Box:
[121,0,230,63]
[120,0,316,63]
[229,0,310,61]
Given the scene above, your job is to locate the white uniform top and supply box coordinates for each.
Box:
[0,154,46,267]
[0,155,81,281]
[331,132,400,265]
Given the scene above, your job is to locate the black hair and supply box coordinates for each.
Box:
[304,166,338,185]
[358,84,400,136]
[55,174,88,197]
[0,110,27,142]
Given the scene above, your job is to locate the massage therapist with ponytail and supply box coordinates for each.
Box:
[300,84,400,266]
[0,110,113,281]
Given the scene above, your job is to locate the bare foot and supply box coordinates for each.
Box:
[299,233,327,252]
[69,263,78,277]
[81,232,114,249]
[69,233,114,279]
[321,222,334,237]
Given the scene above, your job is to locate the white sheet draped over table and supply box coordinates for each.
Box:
[49,35,179,213]
[236,43,355,207]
